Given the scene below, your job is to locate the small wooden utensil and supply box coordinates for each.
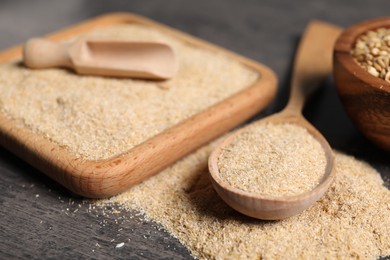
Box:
[208,21,342,220]
[23,37,177,79]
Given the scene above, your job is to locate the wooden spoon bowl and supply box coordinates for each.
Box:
[209,112,335,220]
[208,21,341,220]
[333,17,390,150]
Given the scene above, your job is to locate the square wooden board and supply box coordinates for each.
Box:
[0,13,277,198]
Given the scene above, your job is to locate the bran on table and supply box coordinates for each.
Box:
[101,140,390,259]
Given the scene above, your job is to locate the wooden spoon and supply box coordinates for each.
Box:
[23,37,177,79]
[208,21,342,220]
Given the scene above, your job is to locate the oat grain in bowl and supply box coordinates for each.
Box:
[217,123,327,197]
[351,27,390,82]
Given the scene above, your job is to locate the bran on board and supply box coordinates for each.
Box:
[0,24,258,160]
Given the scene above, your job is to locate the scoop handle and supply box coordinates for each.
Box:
[23,38,72,69]
[286,21,342,113]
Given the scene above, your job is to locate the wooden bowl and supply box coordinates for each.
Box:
[333,17,390,150]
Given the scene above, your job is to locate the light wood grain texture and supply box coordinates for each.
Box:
[0,13,277,198]
[334,17,390,151]
[23,37,178,79]
[209,20,342,220]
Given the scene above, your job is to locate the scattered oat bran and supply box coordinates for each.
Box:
[115,242,125,249]
[217,123,327,196]
[0,24,258,160]
[101,141,390,259]
[351,27,390,82]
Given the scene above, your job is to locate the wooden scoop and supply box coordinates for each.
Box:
[23,37,178,79]
[208,21,342,220]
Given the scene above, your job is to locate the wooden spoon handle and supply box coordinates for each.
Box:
[23,38,72,69]
[286,21,342,113]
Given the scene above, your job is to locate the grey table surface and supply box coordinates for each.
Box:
[1,0,389,259]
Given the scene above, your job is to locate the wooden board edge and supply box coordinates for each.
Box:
[0,12,278,198]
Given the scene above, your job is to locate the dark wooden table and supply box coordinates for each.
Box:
[1,1,389,259]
